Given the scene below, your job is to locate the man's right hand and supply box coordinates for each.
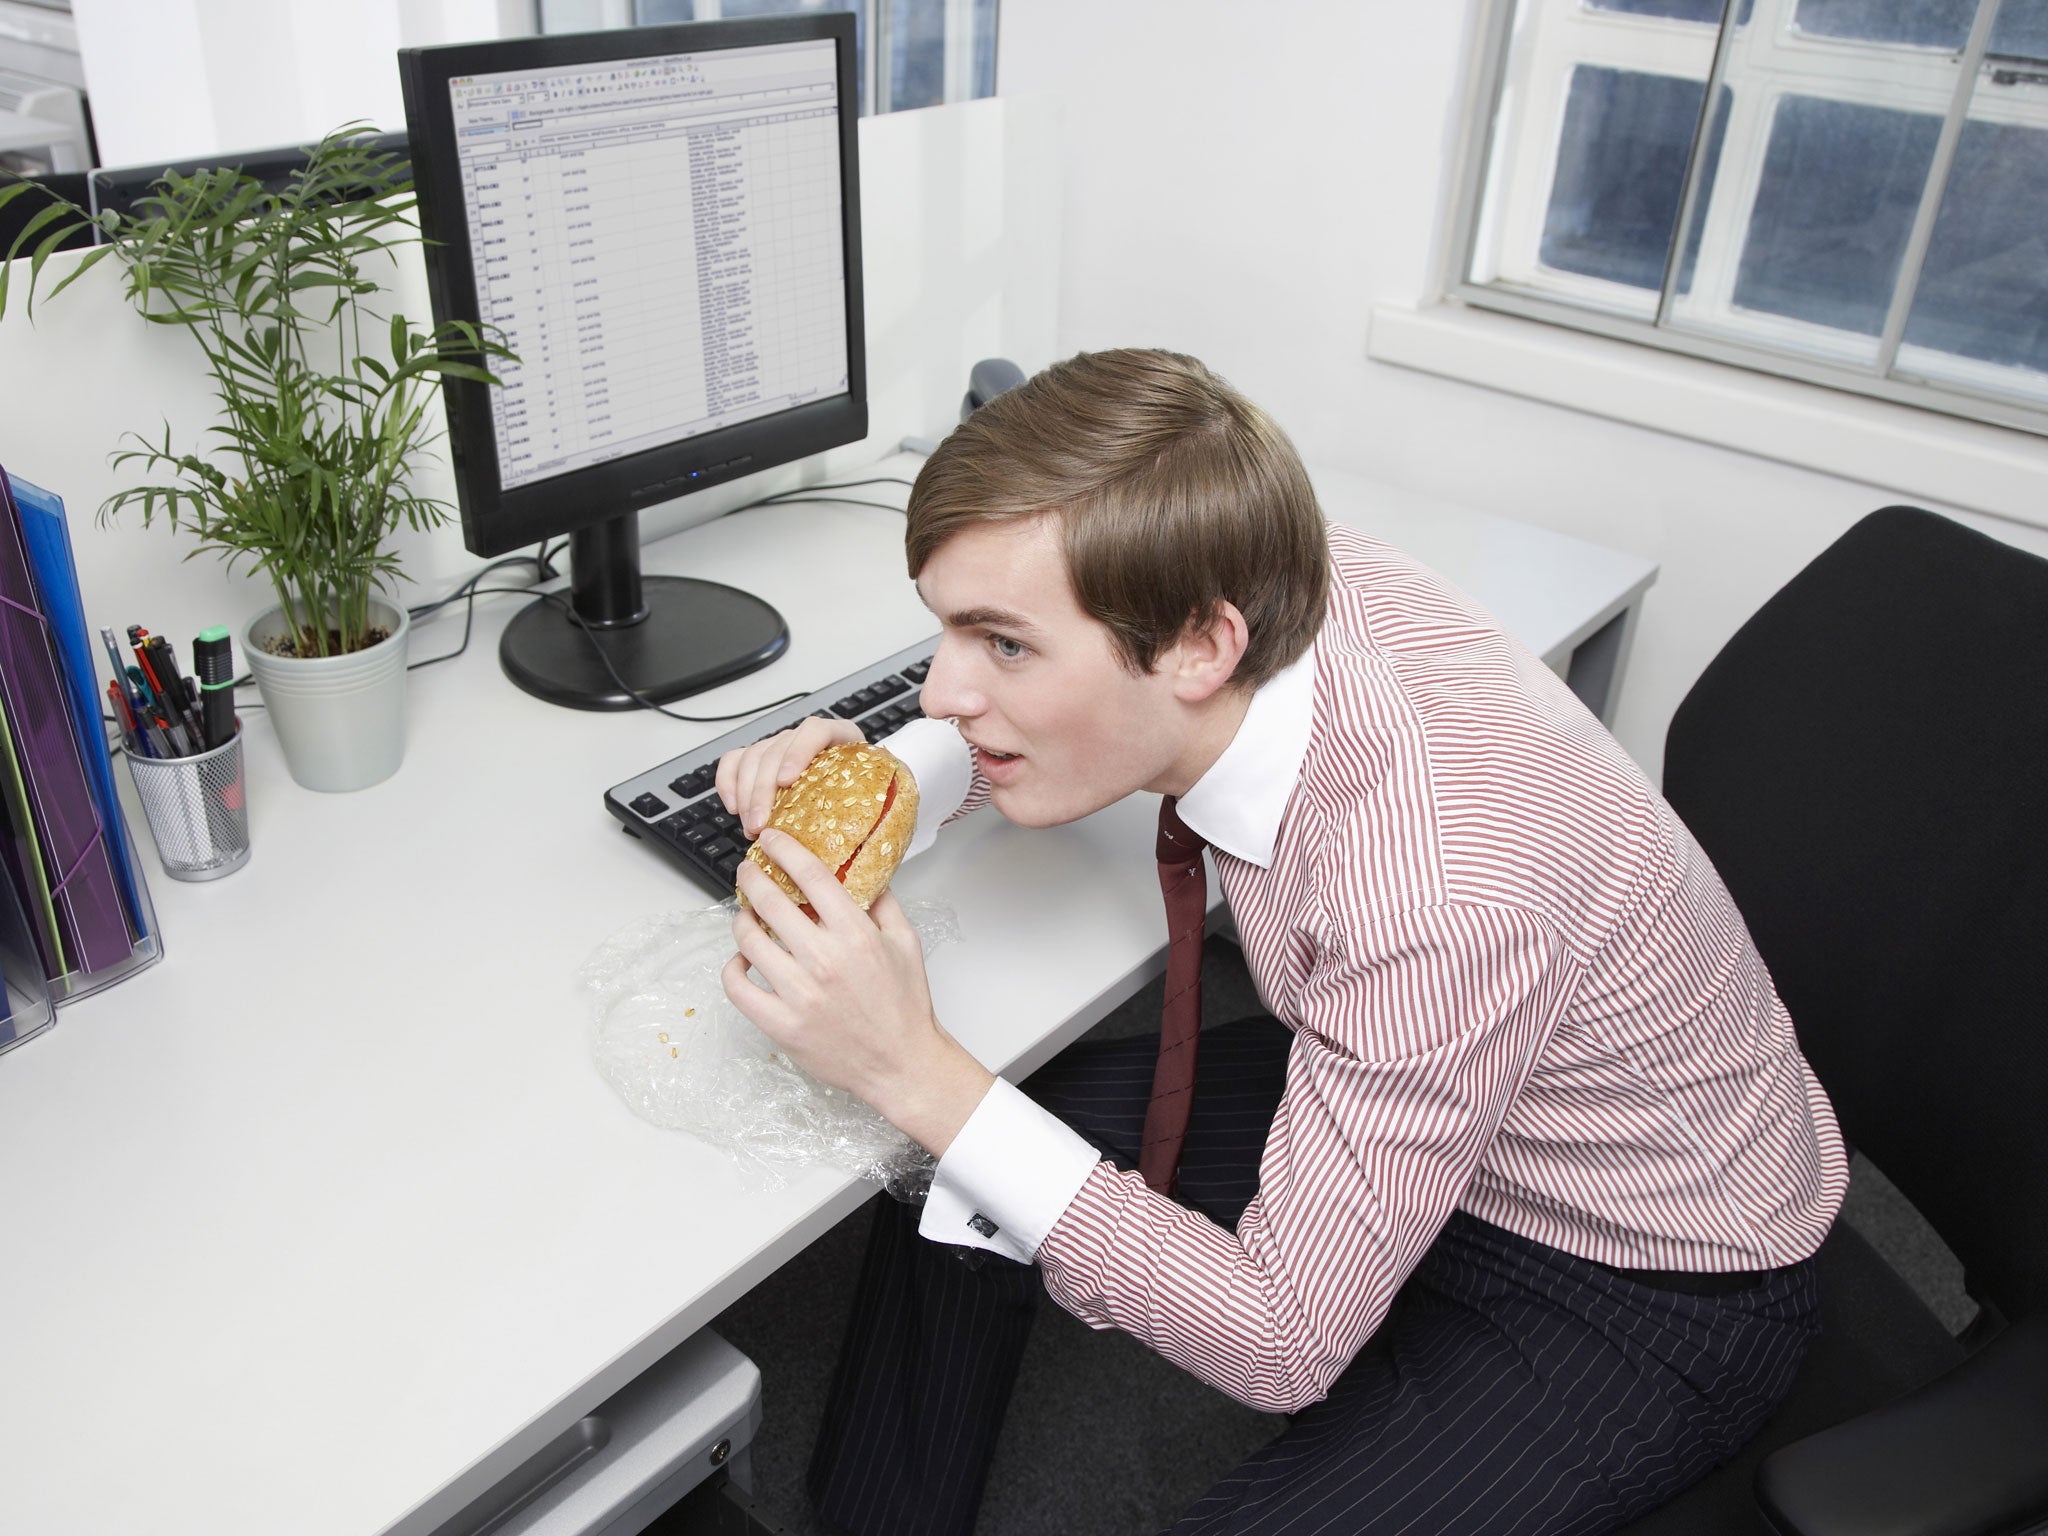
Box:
[716,714,866,839]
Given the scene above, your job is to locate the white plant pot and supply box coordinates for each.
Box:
[244,596,411,793]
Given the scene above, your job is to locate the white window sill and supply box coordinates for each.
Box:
[1367,303,2048,535]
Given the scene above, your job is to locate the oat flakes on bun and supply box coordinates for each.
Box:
[738,741,918,912]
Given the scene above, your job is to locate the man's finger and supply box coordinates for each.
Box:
[781,716,832,781]
[738,733,796,837]
[734,859,822,957]
[756,828,864,927]
[721,949,783,1028]
[715,746,743,814]
[731,905,806,995]
[869,889,919,950]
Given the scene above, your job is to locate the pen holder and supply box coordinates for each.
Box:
[125,726,251,882]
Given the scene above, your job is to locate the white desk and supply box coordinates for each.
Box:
[0,463,1655,1536]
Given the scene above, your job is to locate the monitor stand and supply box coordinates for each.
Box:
[498,512,789,711]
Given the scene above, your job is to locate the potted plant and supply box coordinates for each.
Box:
[0,127,510,792]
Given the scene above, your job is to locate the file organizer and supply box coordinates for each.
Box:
[0,851,56,1053]
[0,466,161,1045]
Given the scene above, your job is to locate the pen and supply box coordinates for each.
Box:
[129,634,193,756]
[145,635,206,747]
[108,679,144,756]
[102,626,151,728]
[131,659,191,757]
[193,627,236,751]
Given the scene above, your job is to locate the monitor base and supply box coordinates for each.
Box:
[500,576,790,711]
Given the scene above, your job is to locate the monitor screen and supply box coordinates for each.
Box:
[400,15,866,709]
[446,38,850,493]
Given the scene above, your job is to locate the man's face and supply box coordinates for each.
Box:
[915,515,1193,828]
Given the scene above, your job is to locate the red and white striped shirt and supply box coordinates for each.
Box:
[902,524,1847,1415]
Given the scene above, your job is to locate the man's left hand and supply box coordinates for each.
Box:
[723,828,995,1157]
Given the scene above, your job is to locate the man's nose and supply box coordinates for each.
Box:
[920,638,983,721]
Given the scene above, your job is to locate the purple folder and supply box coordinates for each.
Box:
[0,469,133,977]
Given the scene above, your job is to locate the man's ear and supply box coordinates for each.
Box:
[1169,601,1250,703]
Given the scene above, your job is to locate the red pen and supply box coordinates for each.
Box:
[108,680,138,753]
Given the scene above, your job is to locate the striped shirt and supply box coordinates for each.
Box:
[897,523,1847,1416]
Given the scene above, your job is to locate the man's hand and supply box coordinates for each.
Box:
[723,827,995,1158]
[716,715,865,839]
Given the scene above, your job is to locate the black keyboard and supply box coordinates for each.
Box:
[604,634,940,897]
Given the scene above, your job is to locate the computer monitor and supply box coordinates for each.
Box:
[398,15,867,710]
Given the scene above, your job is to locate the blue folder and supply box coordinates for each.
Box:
[8,473,147,940]
[0,466,134,976]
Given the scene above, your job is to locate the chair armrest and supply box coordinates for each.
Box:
[1756,1312,2048,1536]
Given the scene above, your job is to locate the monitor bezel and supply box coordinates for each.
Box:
[398,14,868,559]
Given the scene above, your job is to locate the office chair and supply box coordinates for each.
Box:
[1613,505,2048,1536]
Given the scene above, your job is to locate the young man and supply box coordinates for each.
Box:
[716,349,1846,1536]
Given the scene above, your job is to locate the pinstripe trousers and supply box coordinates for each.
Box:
[808,1018,1822,1536]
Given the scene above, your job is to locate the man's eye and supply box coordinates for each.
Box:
[990,634,1027,660]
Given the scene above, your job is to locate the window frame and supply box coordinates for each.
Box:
[1443,0,2048,439]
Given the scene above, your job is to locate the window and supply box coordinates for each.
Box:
[1455,0,2048,434]
[536,0,997,118]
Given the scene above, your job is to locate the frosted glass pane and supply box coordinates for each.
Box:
[1733,96,1940,335]
[1903,120,2048,377]
[1541,67,1708,289]
[1793,0,2048,54]
[889,0,945,110]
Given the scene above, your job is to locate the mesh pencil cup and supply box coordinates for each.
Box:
[125,725,251,882]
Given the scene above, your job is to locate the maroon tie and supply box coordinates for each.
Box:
[1140,795,1208,1195]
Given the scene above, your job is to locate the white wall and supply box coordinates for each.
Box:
[1000,0,2048,782]
[72,0,532,166]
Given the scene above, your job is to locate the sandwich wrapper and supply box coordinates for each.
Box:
[581,898,962,1199]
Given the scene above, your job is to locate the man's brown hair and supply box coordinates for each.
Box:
[905,349,1329,689]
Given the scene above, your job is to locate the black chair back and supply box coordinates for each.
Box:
[1664,506,2048,1322]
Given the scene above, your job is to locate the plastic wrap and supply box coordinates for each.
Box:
[582,898,962,1199]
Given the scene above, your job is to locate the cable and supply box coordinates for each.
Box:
[750,474,915,504]
[743,497,911,515]
[405,549,559,673]
[510,585,814,723]
[225,477,910,725]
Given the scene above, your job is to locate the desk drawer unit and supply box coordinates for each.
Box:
[429,1328,763,1536]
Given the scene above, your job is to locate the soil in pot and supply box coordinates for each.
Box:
[260,624,395,659]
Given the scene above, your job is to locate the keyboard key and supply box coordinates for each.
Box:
[903,659,931,683]
[831,692,866,718]
[680,797,719,824]
[702,836,736,860]
[669,766,714,800]
[867,675,910,704]
[708,810,742,836]
[630,792,667,819]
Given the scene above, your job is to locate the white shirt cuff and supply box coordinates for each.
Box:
[919,1077,1102,1263]
[881,714,972,860]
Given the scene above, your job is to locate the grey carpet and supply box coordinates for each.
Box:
[709,937,1973,1535]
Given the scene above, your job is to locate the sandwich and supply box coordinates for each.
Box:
[738,741,919,913]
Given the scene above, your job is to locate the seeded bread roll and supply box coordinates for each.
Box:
[738,741,919,912]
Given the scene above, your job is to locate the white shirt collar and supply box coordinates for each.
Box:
[1173,640,1317,869]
